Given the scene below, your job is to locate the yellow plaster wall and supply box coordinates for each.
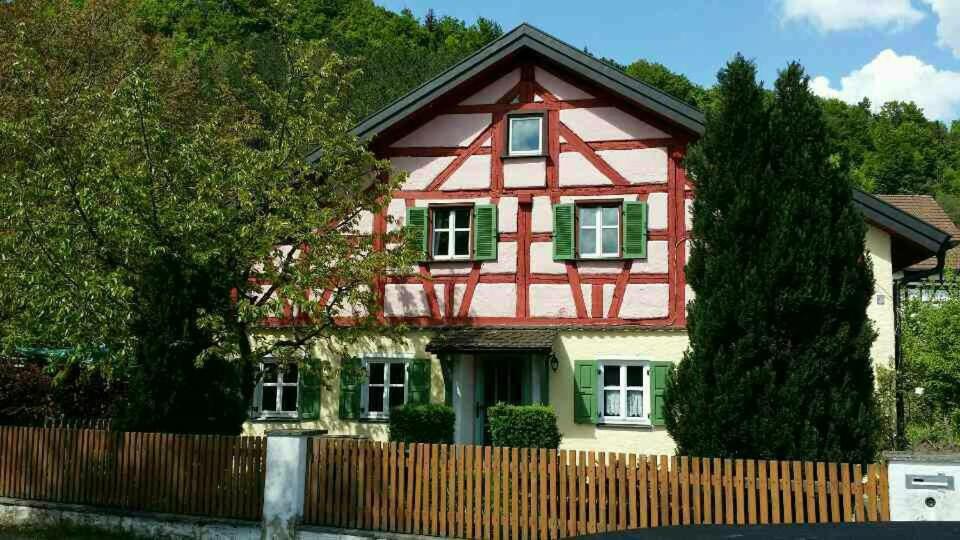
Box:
[865,225,896,370]
[243,331,445,438]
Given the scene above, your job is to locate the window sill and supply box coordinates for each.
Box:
[359,417,390,424]
[250,415,303,423]
[501,153,547,160]
[557,256,647,263]
[597,421,654,430]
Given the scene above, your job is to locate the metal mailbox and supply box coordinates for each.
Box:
[887,453,960,521]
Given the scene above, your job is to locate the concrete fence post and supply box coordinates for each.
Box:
[261,429,325,540]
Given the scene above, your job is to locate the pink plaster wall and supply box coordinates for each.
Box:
[480,241,517,274]
[391,156,455,190]
[503,157,547,188]
[469,283,517,317]
[530,284,577,318]
[529,242,566,274]
[558,152,611,186]
[498,197,518,233]
[597,148,668,184]
[531,196,553,233]
[442,155,491,191]
[647,192,669,230]
[384,284,431,317]
[393,113,490,147]
[534,67,593,100]
[619,284,670,319]
[630,241,669,273]
[460,69,520,105]
[559,107,669,141]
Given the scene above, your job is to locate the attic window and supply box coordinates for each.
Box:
[506,113,545,157]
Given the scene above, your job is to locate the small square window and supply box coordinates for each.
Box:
[508,115,543,156]
[432,206,472,260]
[598,361,650,425]
[578,204,620,258]
[257,361,300,418]
[363,358,408,419]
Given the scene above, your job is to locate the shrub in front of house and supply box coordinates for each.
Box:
[487,404,561,449]
[388,403,455,444]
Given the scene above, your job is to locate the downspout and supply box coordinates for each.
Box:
[893,242,955,449]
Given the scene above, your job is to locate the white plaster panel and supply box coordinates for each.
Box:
[460,68,520,105]
[535,66,593,100]
[647,192,668,230]
[630,241,669,273]
[387,198,407,232]
[559,135,568,144]
[452,283,467,315]
[534,94,544,102]
[577,260,624,274]
[503,157,547,188]
[530,242,566,274]
[559,194,639,204]
[393,113,491,147]
[602,284,616,317]
[469,283,516,317]
[383,284,430,317]
[685,198,693,231]
[442,155,491,191]
[531,196,553,232]
[581,284,592,313]
[619,284,670,319]
[415,197,491,207]
[559,152,611,186]
[530,284,577,318]
[597,148,668,184]
[390,156,455,190]
[430,262,473,276]
[332,286,369,317]
[435,284,446,315]
[498,196,518,233]
[481,241,517,273]
[356,210,374,235]
[559,107,669,141]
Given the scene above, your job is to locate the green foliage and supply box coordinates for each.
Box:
[487,404,561,449]
[388,403,455,444]
[0,0,415,433]
[666,57,878,462]
[135,0,502,119]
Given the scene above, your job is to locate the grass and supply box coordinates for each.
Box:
[0,523,156,539]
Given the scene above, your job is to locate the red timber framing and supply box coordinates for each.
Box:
[259,55,697,329]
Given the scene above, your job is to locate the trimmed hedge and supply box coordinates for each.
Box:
[487,404,561,449]
[388,403,455,444]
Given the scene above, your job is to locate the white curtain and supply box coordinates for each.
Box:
[604,390,620,416]
[627,390,643,417]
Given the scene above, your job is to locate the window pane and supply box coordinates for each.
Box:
[627,390,643,417]
[601,228,618,255]
[434,231,449,256]
[579,226,596,255]
[510,117,540,153]
[369,362,384,385]
[579,207,598,226]
[602,207,619,226]
[604,390,621,416]
[262,387,278,411]
[604,366,620,387]
[389,387,405,409]
[284,363,298,383]
[627,366,643,387]
[281,386,298,412]
[368,387,385,413]
[434,209,450,228]
[454,208,470,228]
[390,363,405,385]
[263,364,278,384]
[454,231,470,256]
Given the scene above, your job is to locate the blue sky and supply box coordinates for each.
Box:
[374,0,960,122]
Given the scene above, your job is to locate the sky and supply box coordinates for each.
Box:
[374,0,960,122]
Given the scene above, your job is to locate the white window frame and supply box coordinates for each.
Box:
[257,360,299,419]
[597,359,651,426]
[431,206,472,260]
[578,205,621,259]
[361,355,411,420]
[508,115,543,156]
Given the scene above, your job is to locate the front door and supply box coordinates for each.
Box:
[474,355,527,445]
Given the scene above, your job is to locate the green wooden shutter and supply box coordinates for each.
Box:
[338,357,363,420]
[573,360,597,424]
[553,204,575,260]
[650,361,673,426]
[407,359,432,405]
[406,207,429,260]
[473,204,498,261]
[298,361,321,420]
[622,201,648,259]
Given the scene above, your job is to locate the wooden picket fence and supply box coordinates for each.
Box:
[303,439,890,537]
[0,426,266,521]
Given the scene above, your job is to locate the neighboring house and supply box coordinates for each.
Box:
[874,195,960,301]
[244,24,956,454]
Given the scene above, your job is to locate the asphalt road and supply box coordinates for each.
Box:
[578,522,960,539]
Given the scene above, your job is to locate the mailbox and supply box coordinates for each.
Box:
[887,453,960,521]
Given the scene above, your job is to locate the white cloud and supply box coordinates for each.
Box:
[780,0,925,32]
[811,49,960,121]
[923,1,960,57]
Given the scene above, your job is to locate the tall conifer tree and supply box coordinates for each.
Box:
[665,58,878,462]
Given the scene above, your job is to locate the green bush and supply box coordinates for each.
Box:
[487,404,561,449]
[389,403,455,444]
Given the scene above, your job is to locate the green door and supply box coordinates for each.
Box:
[474,355,528,445]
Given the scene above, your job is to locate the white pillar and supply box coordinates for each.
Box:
[262,429,325,539]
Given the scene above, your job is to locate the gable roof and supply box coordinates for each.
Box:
[853,190,956,271]
[875,194,960,271]
[352,23,706,143]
